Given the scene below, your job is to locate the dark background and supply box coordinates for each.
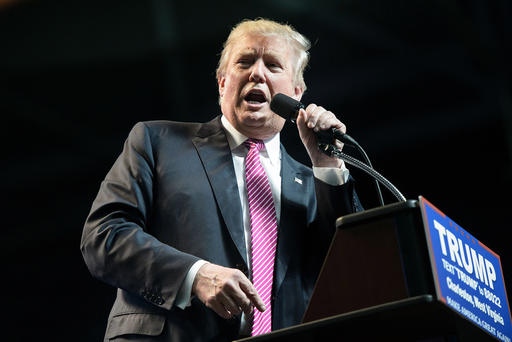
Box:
[1,0,511,340]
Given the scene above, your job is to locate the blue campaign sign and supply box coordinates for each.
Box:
[420,196,512,341]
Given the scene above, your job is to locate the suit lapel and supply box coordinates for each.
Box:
[191,117,247,266]
[274,145,306,294]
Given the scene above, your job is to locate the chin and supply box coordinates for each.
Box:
[241,111,271,125]
[239,114,285,139]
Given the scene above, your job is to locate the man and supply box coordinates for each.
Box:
[81,18,362,341]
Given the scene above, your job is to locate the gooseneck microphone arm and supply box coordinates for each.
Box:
[270,93,404,204]
[319,144,406,202]
[331,134,385,206]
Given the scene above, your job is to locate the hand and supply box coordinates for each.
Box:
[192,263,266,319]
[296,104,345,168]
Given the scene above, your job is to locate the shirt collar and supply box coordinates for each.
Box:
[221,115,281,167]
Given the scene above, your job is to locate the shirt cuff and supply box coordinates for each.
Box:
[313,162,350,186]
[174,259,209,309]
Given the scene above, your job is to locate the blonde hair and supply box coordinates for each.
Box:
[216,18,311,91]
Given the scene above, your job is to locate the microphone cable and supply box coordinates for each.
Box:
[319,143,406,202]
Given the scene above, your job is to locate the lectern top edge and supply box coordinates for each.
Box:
[336,199,418,228]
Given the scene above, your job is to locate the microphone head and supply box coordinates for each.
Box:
[270,93,304,122]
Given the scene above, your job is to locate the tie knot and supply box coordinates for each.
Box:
[244,138,265,152]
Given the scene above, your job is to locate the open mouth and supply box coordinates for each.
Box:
[244,90,267,104]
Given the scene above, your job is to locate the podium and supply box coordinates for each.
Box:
[236,199,511,342]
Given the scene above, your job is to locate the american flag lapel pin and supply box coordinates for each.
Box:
[294,176,303,185]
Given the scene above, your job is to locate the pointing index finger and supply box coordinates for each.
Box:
[239,279,266,312]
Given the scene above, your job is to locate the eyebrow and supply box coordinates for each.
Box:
[235,48,283,60]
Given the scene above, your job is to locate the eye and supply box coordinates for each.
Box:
[266,60,283,71]
[237,58,253,68]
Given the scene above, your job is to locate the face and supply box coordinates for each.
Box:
[218,34,304,139]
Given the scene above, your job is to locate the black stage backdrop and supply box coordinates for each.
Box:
[1,0,511,340]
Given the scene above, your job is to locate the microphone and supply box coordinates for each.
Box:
[271,93,388,206]
[270,93,357,146]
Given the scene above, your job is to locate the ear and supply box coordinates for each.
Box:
[218,75,226,98]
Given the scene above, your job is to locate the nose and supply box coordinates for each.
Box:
[249,59,266,83]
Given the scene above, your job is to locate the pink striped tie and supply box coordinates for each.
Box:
[244,138,278,336]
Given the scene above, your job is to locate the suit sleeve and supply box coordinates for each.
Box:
[306,174,363,261]
[80,122,200,310]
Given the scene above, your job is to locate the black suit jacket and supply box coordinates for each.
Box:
[81,116,361,341]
